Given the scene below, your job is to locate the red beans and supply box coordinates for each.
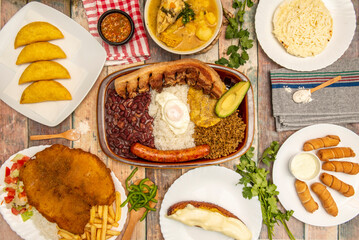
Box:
[105,87,154,158]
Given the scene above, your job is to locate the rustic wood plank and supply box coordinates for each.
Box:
[0,0,28,239]
[36,0,71,16]
[256,19,306,240]
[145,169,183,240]
[140,2,182,240]
[219,0,259,170]
[27,0,72,149]
[337,0,359,238]
[306,225,337,240]
[70,2,146,240]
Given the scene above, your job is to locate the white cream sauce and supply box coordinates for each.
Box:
[167,204,252,240]
[290,153,320,180]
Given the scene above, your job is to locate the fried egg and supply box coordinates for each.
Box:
[156,92,190,135]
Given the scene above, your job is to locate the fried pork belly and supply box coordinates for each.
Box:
[114,58,226,99]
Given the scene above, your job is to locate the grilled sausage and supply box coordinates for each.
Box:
[130,143,210,162]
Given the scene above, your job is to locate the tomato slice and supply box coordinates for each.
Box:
[4,196,14,204]
[17,159,27,168]
[11,207,20,215]
[19,208,26,214]
[10,163,18,172]
[18,191,26,198]
[5,176,15,184]
[5,167,10,177]
[6,188,15,197]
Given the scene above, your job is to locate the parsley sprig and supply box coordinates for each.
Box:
[216,0,254,68]
[236,142,295,240]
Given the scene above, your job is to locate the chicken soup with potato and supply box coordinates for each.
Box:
[147,0,219,51]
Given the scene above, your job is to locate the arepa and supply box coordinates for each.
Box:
[273,0,333,57]
[14,21,64,49]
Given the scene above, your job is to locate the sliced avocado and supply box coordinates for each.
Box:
[215,81,250,118]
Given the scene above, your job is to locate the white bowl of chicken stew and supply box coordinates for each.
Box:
[144,0,223,55]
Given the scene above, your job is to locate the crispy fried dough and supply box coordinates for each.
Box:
[114,59,226,99]
[167,201,239,219]
[16,42,66,65]
[14,21,64,49]
[20,80,72,104]
[19,145,115,234]
[19,61,70,84]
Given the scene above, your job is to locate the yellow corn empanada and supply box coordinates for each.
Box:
[16,42,66,65]
[20,80,72,104]
[19,61,70,84]
[14,21,64,49]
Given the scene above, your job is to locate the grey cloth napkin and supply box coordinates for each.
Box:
[271,58,359,131]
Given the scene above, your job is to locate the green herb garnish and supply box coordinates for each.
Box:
[21,210,33,222]
[236,142,295,240]
[216,0,254,68]
[120,167,158,221]
[177,2,195,25]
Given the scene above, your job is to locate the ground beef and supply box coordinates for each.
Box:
[193,111,246,159]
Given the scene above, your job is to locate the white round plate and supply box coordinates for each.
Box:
[255,0,356,71]
[273,124,359,226]
[0,145,128,240]
[160,166,262,240]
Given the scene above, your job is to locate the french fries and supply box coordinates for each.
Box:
[115,192,121,222]
[57,191,122,240]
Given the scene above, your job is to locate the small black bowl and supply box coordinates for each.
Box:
[97,9,135,46]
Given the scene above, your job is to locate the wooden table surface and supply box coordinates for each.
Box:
[0,0,358,239]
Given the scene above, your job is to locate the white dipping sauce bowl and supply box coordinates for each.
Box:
[289,152,321,181]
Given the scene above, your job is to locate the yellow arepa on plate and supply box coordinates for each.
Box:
[272,0,333,58]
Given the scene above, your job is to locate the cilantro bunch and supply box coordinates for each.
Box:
[177,2,195,25]
[216,0,254,68]
[236,142,295,240]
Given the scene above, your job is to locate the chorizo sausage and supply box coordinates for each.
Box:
[130,143,210,162]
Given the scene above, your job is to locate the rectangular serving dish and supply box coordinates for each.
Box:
[97,63,254,169]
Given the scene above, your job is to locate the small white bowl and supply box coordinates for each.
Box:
[289,152,321,181]
[144,0,223,55]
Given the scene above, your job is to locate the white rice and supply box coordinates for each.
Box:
[149,85,195,150]
[32,209,58,240]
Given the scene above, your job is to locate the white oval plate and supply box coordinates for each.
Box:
[273,124,359,226]
[0,145,128,240]
[255,0,356,71]
[160,166,262,240]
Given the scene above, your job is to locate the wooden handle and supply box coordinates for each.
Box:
[310,76,341,93]
[30,134,62,140]
[121,212,142,240]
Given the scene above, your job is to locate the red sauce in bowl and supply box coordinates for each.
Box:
[101,13,132,43]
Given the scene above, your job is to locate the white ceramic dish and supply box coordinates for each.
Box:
[160,166,262,240]
[255,0,356,71]
[0,2,106,126]
[0,145,128,240]
[289,152,321,181]
[144,0,223,55]
[273,124,359,226]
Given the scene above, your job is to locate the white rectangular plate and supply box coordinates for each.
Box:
[0,2,106,126]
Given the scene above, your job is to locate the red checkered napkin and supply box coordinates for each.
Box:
[82,0,151,65]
